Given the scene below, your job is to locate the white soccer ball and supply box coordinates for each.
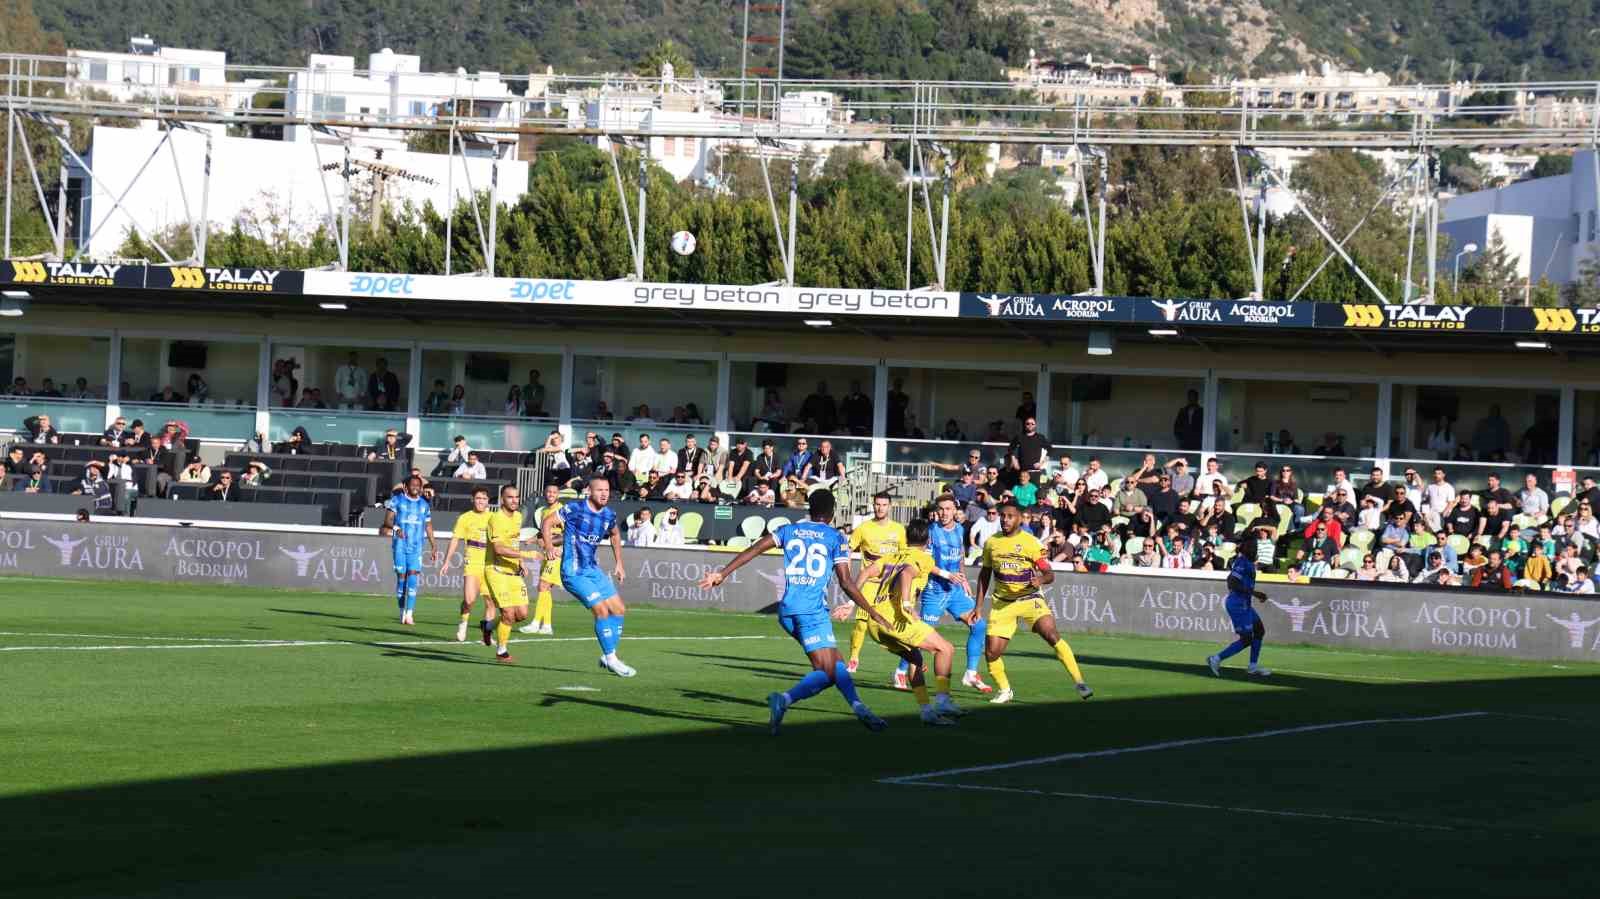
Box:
[670,230,697,256]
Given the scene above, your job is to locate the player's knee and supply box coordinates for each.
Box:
[1253,618,1266,640]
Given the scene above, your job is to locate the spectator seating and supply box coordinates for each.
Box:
[168,483,351,526]
[135,499,328,526]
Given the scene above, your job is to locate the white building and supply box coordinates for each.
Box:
[1231,63,1471,118]
[284,49,521,158]
[66,35,257,113]
[70,125,528,258]
[1442,151,1600,285]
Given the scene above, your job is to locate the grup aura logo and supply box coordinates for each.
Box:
[41,533,143,571]
[278,544,326,577]
[42,533,87,566]
[1268,597,1321,632]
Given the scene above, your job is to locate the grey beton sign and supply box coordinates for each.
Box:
[1,521,1597,663]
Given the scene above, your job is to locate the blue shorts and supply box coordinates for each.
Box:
[562,568,618,609]
[778,609,837,653]
[920,580,976,624]
[392,542,424,573]
[1225,596,1259,636]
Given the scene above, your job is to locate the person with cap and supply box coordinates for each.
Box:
[241,460,272,487]
[722,435,755,496]
[73,460,114,512]
[663,470,694,501]
[367,429,412,462]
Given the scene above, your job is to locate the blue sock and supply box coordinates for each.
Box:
[785,669,832,704]
[612,613,624,648]
[831,660,864,706]
[896,659,910,677]
[403,573,419,612]
[1249,635,1263,666]
[1217,638,1248,661]
[965,618,988,674]
[593,615,617,655]
[395,573,407,609]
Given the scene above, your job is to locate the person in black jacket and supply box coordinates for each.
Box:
[22,414,60,444]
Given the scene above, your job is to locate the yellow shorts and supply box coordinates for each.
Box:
[854,580,884,621]
[483,569,529,607]
[988,594,1052,640]
[540,557,561,586]
[868,610,936,655]
[461,554,487,581]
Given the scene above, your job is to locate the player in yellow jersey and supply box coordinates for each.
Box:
[846,492,906,674]
[484,483,533,662]
[972,500,1093,704]
[518,482,564,636]
[440,485,499,643]
[837,517,964,725]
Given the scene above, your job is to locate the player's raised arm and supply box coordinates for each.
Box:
[697,533,776,588]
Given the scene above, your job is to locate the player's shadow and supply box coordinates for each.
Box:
[377,647,499,666]
[1007,649,1348,691]
[671,650,811,670]
[536,692,759,729]
[268,608,361,620]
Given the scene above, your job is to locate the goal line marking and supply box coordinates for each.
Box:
[0,634,775,653]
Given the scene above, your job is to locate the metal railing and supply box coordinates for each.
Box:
[838,461,943,524]
[4,52,1600,148]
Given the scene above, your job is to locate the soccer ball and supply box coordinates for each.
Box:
[670,230,697,256]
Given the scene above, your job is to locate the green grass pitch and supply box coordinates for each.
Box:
[2,575,1598,897]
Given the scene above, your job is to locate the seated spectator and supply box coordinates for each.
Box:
[454,452,487,480]
[447,435,472,466]
[275,426,313,455]
[1238,461,1271,504]
[663,471,694,501]
[423,379,449,415]
[1082,457,1109,492]
[7,376,29,396]
[1194,542,1225,571]
[1190,457,1227,499]
[610,458,638,499]
[105,451,134,493]
[652,438,678,477]
[22,414,60,444]
[692,476,717,504]
[1164,458,1195,496]
[1379,514,1408,553]
[1158,526,1192,569]
[1303,506,1344,548]
[745,480,777,507]
[1012,470,1039,508]
[100,416,130,447]
[1519,474,1550,521]
[1293,546,1332,580]
[1481,498,1514,543]
[1413,550,1457,586]
[779,437,812,493]
[158,420,190,452]
[1312,432,1346,456]
[1353,553,1380,581]
[149,385,187,404]
[21,461,46,493]
[628,434,657,475]
[35,377,62,398]
[656,507,686,546]
[1126,506,1158,540]
[2,445,26,476]
[1522,541,1554,588]
[683,403,705,426]
[1130,453,1162,491]
[179,459,212,484]
[1471,549,1513,590]
[968,504,1000,555]
[1146,473,1179,524]
[676,435,708,482]
[642,471,668,500]
[368,430,413,462]
[1357,495,1383,531]
[1557,564,1595,594]
[951,471,978,509]
[1197,497,1236,538]
[74,461,114,512]
[806,440,844,485]
[1377,554,1409,583]
[628,508,657,547]
[241,460,271,487]
[1113,476,1148,517]
[239,429,267,454]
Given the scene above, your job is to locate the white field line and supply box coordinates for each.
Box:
[0,630,294,644]
[878,711,1490,784]
[0,634,774,653]
[894,781,1457,831]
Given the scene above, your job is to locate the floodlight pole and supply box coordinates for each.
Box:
[635,154,647,280]
[487,158,498,276]
[3,100,12,258]
[786,159,798,285]
[444,124,455,275]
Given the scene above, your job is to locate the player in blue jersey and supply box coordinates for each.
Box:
[698,490,893,735]
[892,494,994,694]
[383,475,437,626]
[541,474,635,677]
[1207,534,1272,678]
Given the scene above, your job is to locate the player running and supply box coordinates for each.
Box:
[846,492,906,674]
[698,490,890,735]
[973,500,1092,704]
[383,474,437,626]
[893,494,993,694]
[483,483,532,661]
[842,518,965,726]
[541,475,634,677]
[440,485,498,642]
[1207,535,1272,678]
[519,482,564,636]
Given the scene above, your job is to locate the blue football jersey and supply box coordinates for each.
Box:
[558,500,618,573]
[386,494,431,546]
[1227,553,1257,601]
[773,521,849,616]
[928,521,966,576]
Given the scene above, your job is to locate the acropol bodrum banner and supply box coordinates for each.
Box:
[2,521,1597,663]
[302,271,960,318]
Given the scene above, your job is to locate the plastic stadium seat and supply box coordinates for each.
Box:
[1374,548,1393,571]
[1124,537,1144,556]
[1233,504,1260,533]
[677,511,704,542]
[1325,568,1350,579]
[1111,515,1129,529]
[726,536,752,551]
[1217,541,1236,561]
[1106,535,1122,557]
[1274,505,1292,535]
[1348,529,1374,551]
[766,516,791,534]
[1513,578,1543,591]
[1409,532,1437,549]
[1469,494,1481,510]
[1473,535,1493,548]
[1337,547,1364,571]
[1447,534,1471,555]
[1304,494,1323,517]
[1552,496,1571,518]
[739,516,768,540]
[1230,485,1247,504]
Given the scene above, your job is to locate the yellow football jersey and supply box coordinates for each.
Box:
[982,529,1047,602]
[486,509,525,576]
[850,518,906,583]
[878,547,935,620]
[451,509,493,568]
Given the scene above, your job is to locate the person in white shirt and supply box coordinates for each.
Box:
[1052,454,1081,492]
[663,471,694,501]
[1519,473,1550,520]
[1191,457,1228,498]
[446,435,473,466]
[1419,465,1456,531]
[746,483,776,507]
[1425,417,1457,460]
[652,437,678,477]
[1358,495,1383,531]
[631,404,658,427]
[627,508,658,546]
[1082,457,1110,492]
[628,434,658,475]
[1323,466,1356,500]
[967,504,1001,556]
[453,452,487,480]
[333,352,366,410]
[655,509,686,546]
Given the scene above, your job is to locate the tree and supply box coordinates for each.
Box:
[1463,230,1522,305]
[1562,250,1600,307]
[1528,154,1574,180]
[636,40,692,78]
